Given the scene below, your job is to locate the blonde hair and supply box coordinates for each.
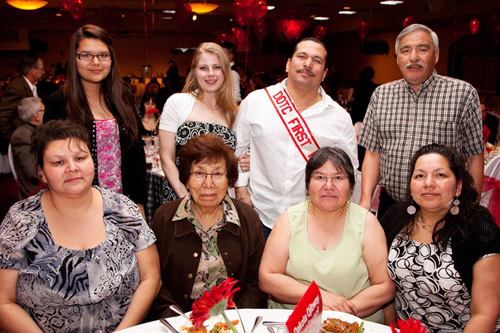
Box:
[182,42,238,127]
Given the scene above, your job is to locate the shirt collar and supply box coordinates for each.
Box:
[173,193,241,228]
[22,75,36,91]
[280,78,332,111]
[403,69,437,95]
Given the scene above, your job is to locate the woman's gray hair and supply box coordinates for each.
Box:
[395,23,439,55]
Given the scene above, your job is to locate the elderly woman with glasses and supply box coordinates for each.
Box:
[259,147,394,323]
[145,134,267,320]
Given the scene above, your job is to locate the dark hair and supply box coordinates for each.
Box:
[402,144,488,248]
[220,41,236,55]
[32,120,91,168]
[139,92,158,118]
[292,37,328,69]
[305,147,355,194]
[64,24,139,149]
[17,52,42,76]
[177,134,238,187]
[360,66,375,81]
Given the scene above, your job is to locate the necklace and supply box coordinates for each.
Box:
[201,100,220,113]
[417,212,433,233]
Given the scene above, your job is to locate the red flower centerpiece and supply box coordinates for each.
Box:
[190,278,243,333]
[390,318,427,333]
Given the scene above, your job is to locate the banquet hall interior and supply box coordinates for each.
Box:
[0,0,499,217]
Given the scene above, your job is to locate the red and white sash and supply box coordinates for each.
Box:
[265,87,320,161]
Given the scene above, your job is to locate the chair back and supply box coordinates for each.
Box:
[8,143,17,180]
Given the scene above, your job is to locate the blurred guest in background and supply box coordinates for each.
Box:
[347,66,378,125]
[0,119,160,332]
[0,52,44,155]
[220,42,242,104]
[44,24,147,213]
[10,97,44,199]
[139,91,159,137]
[259,147,394,323]
[382,144,500,332]
[146,134,266,320]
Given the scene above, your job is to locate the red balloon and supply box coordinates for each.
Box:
[279,20,309,41]
[357,21,369,40]
[232,27,246,49]
[313,25,326,40]
[175,0,192,28]
[232,0,267,26]
[255,1,268,20]
[469,19,480,35]
[402,16,414,29]
[60,0,75,10]
[253,22,268,41]
[70,0,85,21]
[215,33,232,45]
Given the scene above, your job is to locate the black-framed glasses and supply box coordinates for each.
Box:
[76,53,111,61]
[189,171,227,182]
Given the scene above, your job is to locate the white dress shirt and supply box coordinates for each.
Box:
[233,79,358,229]
[23,76,37,98]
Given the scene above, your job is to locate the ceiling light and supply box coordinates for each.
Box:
[314,16,329,21]
[267,5,275,10]
[338,10,356,14]
[7,0,48,10]
[163,10,176,14]
[186,2,219,14]
[380,0,404,5]
[343,6,351,9]
[192,14,198,20]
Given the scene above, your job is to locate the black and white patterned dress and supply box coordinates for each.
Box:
[161,121,236,202]
[0,187,156,333]
[388,232,500,333]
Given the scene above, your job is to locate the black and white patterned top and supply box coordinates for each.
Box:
[0,187,156,333]
[161,121,236,202]
[388,232,500,333]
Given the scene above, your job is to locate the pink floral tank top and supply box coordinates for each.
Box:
[95,119,123,193]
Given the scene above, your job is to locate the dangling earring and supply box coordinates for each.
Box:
[306,195,311,210]
[346,195,351,211]
[450,197,460,215]
[407,199,417,215]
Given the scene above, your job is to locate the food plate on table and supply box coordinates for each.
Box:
[166,309,392,333]
[118,309,393,333]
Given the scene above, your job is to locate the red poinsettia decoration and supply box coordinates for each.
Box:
[190,278,241,331]
[390,318,427,333]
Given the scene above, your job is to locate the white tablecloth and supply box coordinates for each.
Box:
[121,309,393,333]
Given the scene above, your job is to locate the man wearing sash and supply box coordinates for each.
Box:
[233,37,358,238]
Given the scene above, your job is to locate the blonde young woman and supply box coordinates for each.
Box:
[158,42,248,202]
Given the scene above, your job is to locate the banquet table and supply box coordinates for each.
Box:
[120,309,393,333]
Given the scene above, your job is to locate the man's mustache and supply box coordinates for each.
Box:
[406,61,424,68]
[297,68,315,76]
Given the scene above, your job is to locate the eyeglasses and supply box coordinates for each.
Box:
[189,171,227,182]
[76,53,111,61]
[311,174,348,184]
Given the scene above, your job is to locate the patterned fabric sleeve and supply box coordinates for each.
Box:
[358,85,381,153]
[458,85,484,157]
[0,196,42,269]
[101,188,157,251]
